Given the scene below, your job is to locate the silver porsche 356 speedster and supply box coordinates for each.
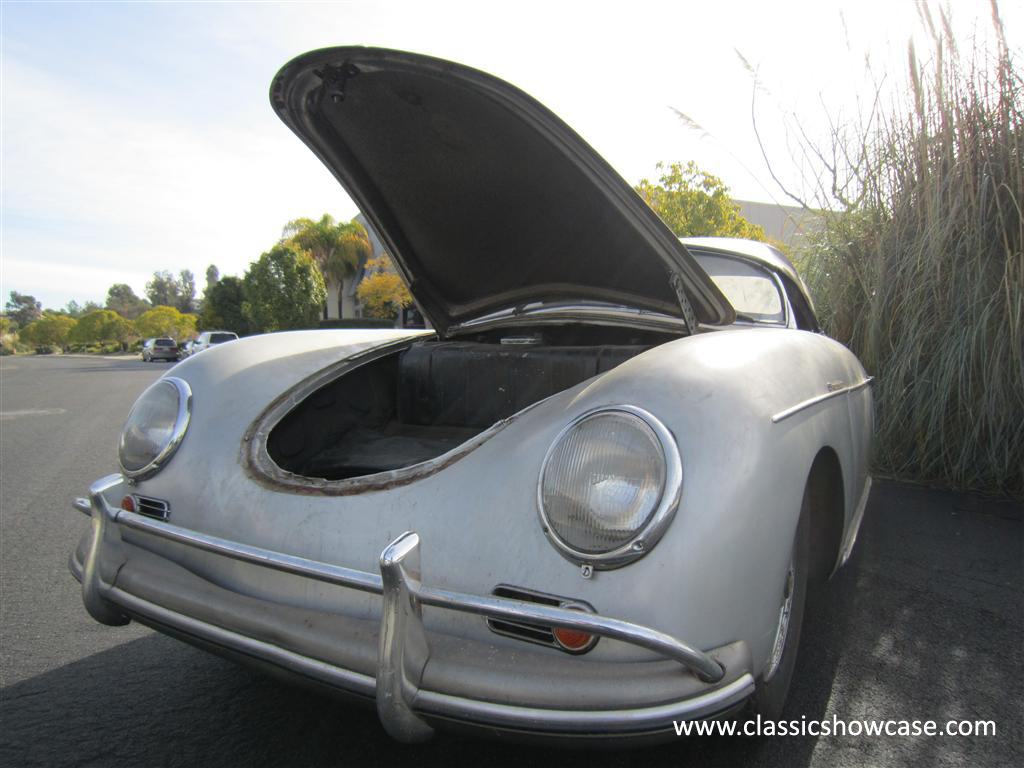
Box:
[70,47,873,743]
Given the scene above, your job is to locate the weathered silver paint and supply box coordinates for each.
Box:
[115,502,382,594]
[98,586,756,735]
[69,533,757,735]
[73,484,746,739]
[94,494,726,678]
[93,326,870,673]
[413,673,756,733]
[73,317,872,739]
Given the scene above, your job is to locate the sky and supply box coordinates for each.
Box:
[1,0,1019,311]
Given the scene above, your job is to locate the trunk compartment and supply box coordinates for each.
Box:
[267,330,664,480]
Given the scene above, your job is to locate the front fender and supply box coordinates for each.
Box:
[117,327,866,679]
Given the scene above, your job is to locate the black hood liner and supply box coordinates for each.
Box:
[271,47,733,334]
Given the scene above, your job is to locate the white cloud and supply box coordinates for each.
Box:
[2,53,356,308]
[2,0,1018,310]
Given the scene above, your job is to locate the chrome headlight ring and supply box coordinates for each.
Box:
[537,405,682,570]
[118,376,192,481]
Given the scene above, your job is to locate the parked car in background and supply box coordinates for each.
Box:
[140,338,179,362]
[71,48,872,745]
[191,331,238,355]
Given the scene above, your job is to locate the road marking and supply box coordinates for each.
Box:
[0,408,67,420]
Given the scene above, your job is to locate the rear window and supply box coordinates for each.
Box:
[210,333,237,344]
[155,339,176,347]
[693,253,785,325]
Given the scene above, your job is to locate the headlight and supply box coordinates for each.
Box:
[118,377,192,479]
[538,406,681,569]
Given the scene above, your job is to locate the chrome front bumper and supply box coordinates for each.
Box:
[72,475,755,742]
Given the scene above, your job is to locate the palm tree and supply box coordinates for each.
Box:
[282,215,372,319]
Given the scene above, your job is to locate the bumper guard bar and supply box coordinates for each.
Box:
[75,475,728,742]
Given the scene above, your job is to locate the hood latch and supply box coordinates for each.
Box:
[315,61,361,104]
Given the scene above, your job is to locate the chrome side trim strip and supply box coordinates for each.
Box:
[770,377,874,423]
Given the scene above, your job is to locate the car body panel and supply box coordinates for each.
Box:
[270,47,735,335]
[89,325,869,675]
[70,45,873,744]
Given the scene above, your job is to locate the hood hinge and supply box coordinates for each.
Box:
[668,271,698,332]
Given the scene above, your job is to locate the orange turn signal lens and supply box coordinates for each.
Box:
[552,625,595,652]
[120,495,135,513]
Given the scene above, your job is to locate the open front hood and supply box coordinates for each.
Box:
[271,47,734,335]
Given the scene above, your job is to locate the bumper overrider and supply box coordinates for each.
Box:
[70,475,755,742]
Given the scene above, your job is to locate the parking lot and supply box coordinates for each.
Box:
[1,355,1021,767]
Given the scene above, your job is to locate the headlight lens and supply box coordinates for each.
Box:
[118,377,192,479]
[539,408,680,565]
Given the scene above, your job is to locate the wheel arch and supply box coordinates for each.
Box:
[805,446,845,583]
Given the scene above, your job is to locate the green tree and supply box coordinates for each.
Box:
[242,244,326,332]
[199,276,249,335]
[69,309,135,347]
[4,292,42,330]
[283,215,371,318]
[205,264,220,292]
[20,314,77,350]
[106,283,149,319]
[356,256,412,319]
[635,162,765,240]
[145,271,180,308]
[134,306,197,340]
[177,270,196,314]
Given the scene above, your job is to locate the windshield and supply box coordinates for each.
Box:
[210,333,237,344]
[692,253,785,325]
[155,339,175,347]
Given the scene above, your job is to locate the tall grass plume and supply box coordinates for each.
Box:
[796,2,1022,495]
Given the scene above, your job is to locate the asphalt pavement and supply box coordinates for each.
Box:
[1,354,1021,767]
